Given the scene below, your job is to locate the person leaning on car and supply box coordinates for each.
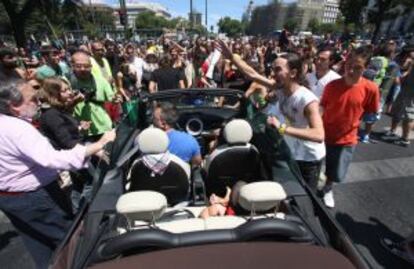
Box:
[0,79,115,269]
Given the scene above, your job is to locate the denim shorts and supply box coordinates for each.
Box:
[362,112,380,124]
[325,145,355,183]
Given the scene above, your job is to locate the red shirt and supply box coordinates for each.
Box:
[321,77,380,146]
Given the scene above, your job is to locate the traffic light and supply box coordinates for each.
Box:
[118,10,127,26]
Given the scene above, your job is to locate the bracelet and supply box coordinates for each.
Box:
[278,123,287,135]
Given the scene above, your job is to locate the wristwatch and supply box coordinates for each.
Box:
[278,123,287,135]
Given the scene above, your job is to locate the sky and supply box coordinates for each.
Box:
[84,0,296,31]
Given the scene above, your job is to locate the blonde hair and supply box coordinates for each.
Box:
[39,77,71,110]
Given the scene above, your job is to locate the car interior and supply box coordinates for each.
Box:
[92,106,320,262]
[51,90,366,269]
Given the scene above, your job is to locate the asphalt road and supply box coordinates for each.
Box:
[0,115,413,269]
[333,116,414,269]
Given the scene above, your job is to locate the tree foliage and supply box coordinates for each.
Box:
[218,17,244,37]
[284,18,298,33]
[339,0,369,25]
[366,0,414,40]
[307,18,320,33]
[136,11,170,29]
[340,0,414,41]
[319,23,340,34]
[0,0,43,46]
[0,0,116,45]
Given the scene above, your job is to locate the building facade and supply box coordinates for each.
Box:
[296,0,325,30]
[189,12,202,27]
[323,0,340,24]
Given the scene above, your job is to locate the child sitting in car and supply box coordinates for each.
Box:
[199,181,246,219]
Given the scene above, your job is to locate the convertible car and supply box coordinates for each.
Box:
[50,89,370,269]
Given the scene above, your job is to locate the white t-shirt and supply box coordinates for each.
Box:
[307,70,341,99]
[277,86,326,162]
[128,56,145,88]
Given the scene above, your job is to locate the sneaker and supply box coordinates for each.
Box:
[360,134,370,144]
[323,190,335,208]
[394,138,410,147]
[382,130,399,141]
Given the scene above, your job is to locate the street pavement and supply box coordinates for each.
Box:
[0,115,413,269]
[334,115,414,269]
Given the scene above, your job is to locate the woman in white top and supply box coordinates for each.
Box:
[217,40,325,192]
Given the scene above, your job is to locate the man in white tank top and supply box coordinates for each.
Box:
[217,39,325,193]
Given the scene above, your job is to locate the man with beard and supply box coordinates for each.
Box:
[36,45,70,80]
[91,41,113,84]
[104,40,121,78]
[0,79,116,268]
[0,47,26,80]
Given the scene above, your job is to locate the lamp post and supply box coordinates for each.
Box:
[190,0,193,29]
[205,0,208,27]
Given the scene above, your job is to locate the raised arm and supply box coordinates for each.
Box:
[216,40,276,89]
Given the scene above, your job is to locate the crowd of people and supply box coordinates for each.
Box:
[0,32,413,267]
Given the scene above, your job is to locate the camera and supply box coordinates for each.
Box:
[74,87,96,103]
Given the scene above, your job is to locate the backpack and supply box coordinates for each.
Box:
[363,56,389,87]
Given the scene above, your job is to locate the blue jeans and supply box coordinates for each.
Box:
[70,169,93,212]
[0,181,73,269]
[325,145,355,186]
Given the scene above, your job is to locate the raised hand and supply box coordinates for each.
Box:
[215,39,233,60]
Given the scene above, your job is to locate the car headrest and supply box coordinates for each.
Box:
[223,119,253,145]
[238,181,287,213]
[135,128,169,154]
[116,191,167,223]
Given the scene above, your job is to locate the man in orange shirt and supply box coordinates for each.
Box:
[320,46,380,208]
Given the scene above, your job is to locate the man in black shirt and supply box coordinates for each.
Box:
[149,55,185,92]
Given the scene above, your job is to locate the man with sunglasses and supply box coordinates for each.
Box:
[35,45,70,81]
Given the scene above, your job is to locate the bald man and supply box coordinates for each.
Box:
[70,51,114,140]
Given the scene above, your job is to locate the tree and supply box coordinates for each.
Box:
[284,18,298,33]
[319,23,339,34]
[135,11,174,30]
[366,0,414,41]
[340,0,414,41]
[218,17,244,37]
[0,0,45,46]
[308,18,320,34]
[339,0,368,25]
